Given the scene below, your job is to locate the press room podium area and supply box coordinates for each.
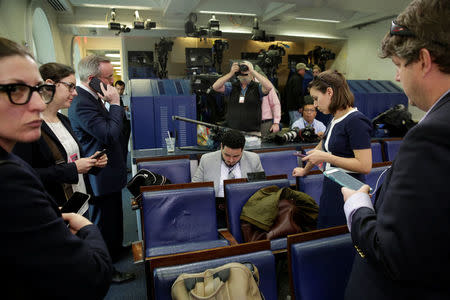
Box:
[129,78,407,240]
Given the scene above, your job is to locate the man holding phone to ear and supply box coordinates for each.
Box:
[68,55,135,283]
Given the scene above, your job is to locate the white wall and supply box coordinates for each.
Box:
[331,20,424,121]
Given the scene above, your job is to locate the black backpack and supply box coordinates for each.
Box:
[126,169,171,197]
[372,104,417,137]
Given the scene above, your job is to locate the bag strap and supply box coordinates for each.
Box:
[184,268,230,292]
[41,131,74,201]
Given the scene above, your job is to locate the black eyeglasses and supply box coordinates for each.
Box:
[390,20,447,47]
[58,81,76,92]
[0,83,55,105]
[390,20,415,37]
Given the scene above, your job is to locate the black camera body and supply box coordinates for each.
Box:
[235,64,249,76]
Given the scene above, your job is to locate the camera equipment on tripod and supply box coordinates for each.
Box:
[212,40,229,73]
[307,46,336,72]
[155,37,174,78]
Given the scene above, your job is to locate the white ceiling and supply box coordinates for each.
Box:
[51,0,413,41]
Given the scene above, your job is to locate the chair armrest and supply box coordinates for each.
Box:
[218,228,238,245]
[132,240,144,264]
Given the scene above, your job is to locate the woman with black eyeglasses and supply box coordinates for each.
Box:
[0,37,112,298]
[13,63,108,206]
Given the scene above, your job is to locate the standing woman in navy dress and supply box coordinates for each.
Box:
[293,70,372,228]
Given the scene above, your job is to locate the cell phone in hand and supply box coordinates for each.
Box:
[88,77,107,96]
[323,168,373,193]
[92,149,107,159]
[293,151,306,157]
[61,191,90,215]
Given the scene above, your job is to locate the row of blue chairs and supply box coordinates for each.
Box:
[135,138,401,188]
[147,226,353,300]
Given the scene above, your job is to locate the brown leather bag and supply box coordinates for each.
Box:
[241,198,302,242]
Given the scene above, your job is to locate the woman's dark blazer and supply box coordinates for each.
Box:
[13,113,95,206]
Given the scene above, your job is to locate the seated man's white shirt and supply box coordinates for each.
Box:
[218,161,242,197]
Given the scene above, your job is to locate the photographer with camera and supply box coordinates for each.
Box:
[212,61,274,135]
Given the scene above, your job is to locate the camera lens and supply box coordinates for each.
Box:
[239,64,249,72]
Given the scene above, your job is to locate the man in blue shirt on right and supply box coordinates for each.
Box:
[291,97,326,138]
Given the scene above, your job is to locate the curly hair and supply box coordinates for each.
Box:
[380,0,450,73]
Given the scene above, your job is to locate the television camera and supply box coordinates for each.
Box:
[256,43,288,83]
[307,46,336,72]
[250,18,275,42]
[212,39,229,74]
[155,37,174,78]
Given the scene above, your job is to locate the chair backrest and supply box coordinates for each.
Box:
[383,139,402,161]
[371,141,383,163]
[297,170,323,206]
[151,240,278,300]
[141,182,217,250]
[288,226,354,300]
[254,149,299,184]
[366,162,391,194]
[137,156,191,183]
[224,178,291,243]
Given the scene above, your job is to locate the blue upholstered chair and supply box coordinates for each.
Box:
[224,177,291,251]
[371,141,383,163]
[383,139,402,161]
[255,149,299,185]
[151,240,278,300]
[140,182,230,258]
[137,156,191,184]
[288,226,354,300]
[297,170,323,206]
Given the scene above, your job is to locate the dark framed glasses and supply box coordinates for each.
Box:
[390,20,447,47]
[0,83,55,105]
[390,20,415,37]
[58,81,76,92]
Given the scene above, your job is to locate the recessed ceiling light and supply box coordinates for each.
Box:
[199,10,256,17]
[295,17,340,23]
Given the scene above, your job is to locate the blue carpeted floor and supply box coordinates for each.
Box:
[104,152,147,299]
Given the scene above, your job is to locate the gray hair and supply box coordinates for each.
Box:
[78,55,110,82]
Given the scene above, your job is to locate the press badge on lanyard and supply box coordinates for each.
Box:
[239,87,247,103]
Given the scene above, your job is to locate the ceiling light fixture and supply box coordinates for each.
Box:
[106,53,121,58]
[199,10,256,17]
[295,17,341,23]
[111,61,121,65]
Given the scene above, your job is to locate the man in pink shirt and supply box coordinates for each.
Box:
[254,65,281,137]
[261,87,281,137]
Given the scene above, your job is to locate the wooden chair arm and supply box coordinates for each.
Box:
[218,228,238,246]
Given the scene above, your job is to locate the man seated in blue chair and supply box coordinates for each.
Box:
[192,130,264,228]
[291,96,326,139]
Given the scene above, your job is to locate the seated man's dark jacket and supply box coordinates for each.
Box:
[13,113,96,206]
[0,147,113,299]
[345,93,450,299]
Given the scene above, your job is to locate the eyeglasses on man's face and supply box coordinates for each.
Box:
[0,83,55,105]
[303,109,317,113]
[58,81,76,92]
